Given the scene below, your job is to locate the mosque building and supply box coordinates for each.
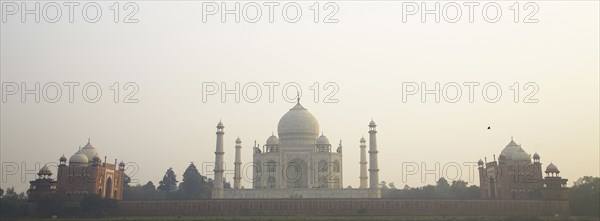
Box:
[28,140,127,201]
[478,138,568,200]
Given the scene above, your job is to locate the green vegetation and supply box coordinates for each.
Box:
[381,178,480,199]
[2,176,598,220]
[177,162,212,199]
[0,190,116,219]
[569,176,600,218]
[0,187,28,218]
[124,163,223,200]
[157,167,179,194]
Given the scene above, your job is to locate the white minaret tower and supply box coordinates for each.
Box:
[234,137,242,189]
[359,136,368,189]
[213,121,225,198]
[368,120,380,189]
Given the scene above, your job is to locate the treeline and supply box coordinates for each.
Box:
[0,188,117,219]
[569,176,600,218]
[1,175,598,219]
[0,187,27,218]
[380,177,480,199]
[123,162,231,200]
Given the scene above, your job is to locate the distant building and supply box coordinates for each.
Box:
[28,140,126,201]
[478,138,568,200]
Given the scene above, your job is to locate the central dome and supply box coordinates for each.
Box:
[499,138,531,162]
[277,102,320,141]
[80,140,99,162]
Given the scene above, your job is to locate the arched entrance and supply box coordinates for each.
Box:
[285,158,308,188]
[105,177,113,198]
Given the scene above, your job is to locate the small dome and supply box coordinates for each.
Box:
[38,165,52,176]
[80,140,99,162]
[316,134,330,145]
[546,163,559,172]
[59,154,67,161]
[217,121,224,128]
[277,103,320,141]
[266,134,279,145]
[69,150,89,165]
[533,152,540,159]
[360,137,366,143]
[478,159,484,165]
[236,137,242,144]
[119,161,125,166]
[369,120,377,127]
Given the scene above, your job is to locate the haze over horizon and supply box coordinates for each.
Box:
[1,1,599,193]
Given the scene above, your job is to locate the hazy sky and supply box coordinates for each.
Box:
[1,1,598,193]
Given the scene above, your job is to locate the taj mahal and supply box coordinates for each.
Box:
[26,98,572,216]
[212,99,382,199]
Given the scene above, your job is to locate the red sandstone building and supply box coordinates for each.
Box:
[28,140,126,201]
[478,138,568,201]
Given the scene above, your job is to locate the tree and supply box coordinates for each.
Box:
[123,181,165,200]
[178,163,210,199]
[379,181,389,189]
[0,187,28,218]
[569,176,600,218]
[144,181,156,190]
[223,179,232,189]
[157,168,178,193]
[389,182,397,189]
[381,179,480,199]
[436,177,450,189]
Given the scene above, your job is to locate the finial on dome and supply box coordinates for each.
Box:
[88,137,91,144]
[369,119,377,127]
[297,92,300,103]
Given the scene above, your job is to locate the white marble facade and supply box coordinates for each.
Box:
[213,100,381,199]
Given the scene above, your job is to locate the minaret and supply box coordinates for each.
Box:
[477,159,486,199]
[359,136,368,189]
[234,137,242,189]
[368,120,380,189]
[213,121,225,198]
